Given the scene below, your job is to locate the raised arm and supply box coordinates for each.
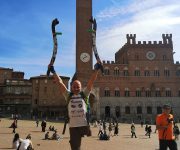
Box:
[48,65,68,94]
[53,73,68,94]
[86,62,103,91]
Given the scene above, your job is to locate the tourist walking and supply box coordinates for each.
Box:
[131,123,137,138]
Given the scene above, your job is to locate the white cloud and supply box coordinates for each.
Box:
[96,0,180,62]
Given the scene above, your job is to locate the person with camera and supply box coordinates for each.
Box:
[156,104,178,150]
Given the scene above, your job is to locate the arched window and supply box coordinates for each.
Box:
[123,67,129,76]
[147,106,152,114]
[154,68,160,76]
[114,67,120,76]
[165,88,172,97]
[134,67,140,76]
[164,67,170,77]
[125,106,130,114]
[104,87,110,97]
[155,88,161,97]
[145,88,151,97]
[114,87,120,97]
[137,106,142,114]
[144,67,150,76]
[136,88,141,97]
[124,88,130,97]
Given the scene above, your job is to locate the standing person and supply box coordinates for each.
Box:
[36,119,39,127]
[147,126,152,138]
[156,104,177,150]
[97,123,103,136]
[108,123,113,137]
[12,133,22,149]
[41,120,47,132]
[103,120,106,132]
[114,123,119,136]
[48,62,101,150]
[145,124,148,135]
[131,123,137,138]
[12,120,17,133]
[19,134,34,150]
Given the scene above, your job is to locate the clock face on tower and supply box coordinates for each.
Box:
[80,52,90,63]
[146,51,156,60]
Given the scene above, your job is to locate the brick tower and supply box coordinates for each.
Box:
[76,0,93,85]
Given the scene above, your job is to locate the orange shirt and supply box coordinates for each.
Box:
[156,113,175,140]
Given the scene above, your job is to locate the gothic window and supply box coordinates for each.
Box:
[144,70,150,76]
[114,67,120,76]
[104,67,110,75]
[125,106,130,114]
[123,70,129,76]
[165,88,171,97]
[124,88,130,97]
[155,88,161,97]
[147,106,152,114]
[154,69,160,76]
[137,106,142,114]
[104,87,110,97]
[134,68,140,76]
[114,87,120,97]
[164,68,170,77]
[123,67,129,76]
[136,88,141,97]
[145,89,151,97]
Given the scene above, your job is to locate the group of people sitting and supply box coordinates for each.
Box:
[44,130,61,140]
[99,130,110,140]
[12,133,34,150]
[49,125,55,131]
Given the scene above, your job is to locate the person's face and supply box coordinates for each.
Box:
[71,80,81,94]
[163,108,171,115]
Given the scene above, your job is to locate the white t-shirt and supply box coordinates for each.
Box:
[19,139,31,150]
[64,88,90,127]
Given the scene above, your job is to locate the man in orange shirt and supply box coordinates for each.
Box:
[156,104,178,150]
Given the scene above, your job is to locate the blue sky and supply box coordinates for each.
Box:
[1,0,180,79]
